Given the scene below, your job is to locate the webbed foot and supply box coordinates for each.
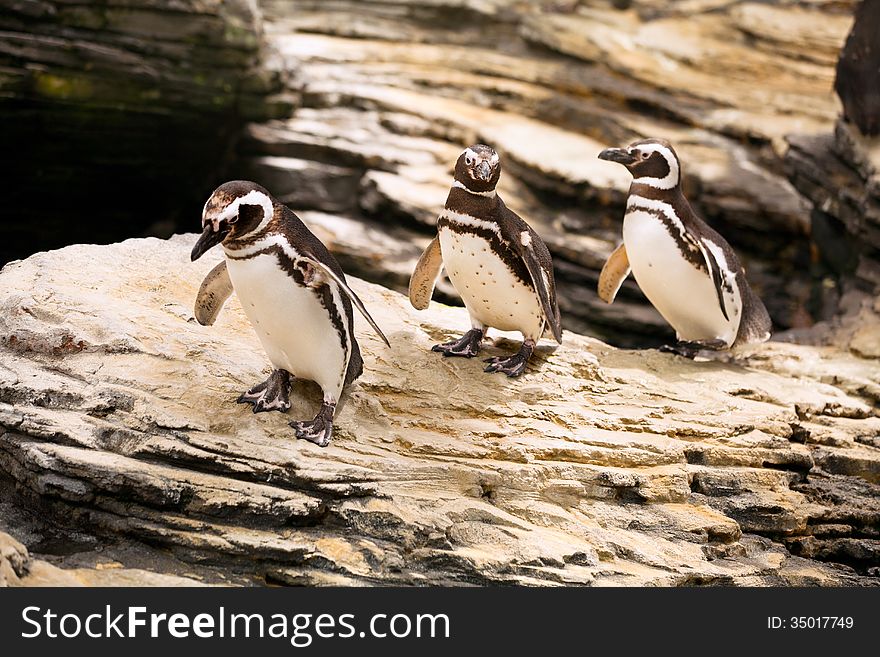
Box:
[237,369,292,413]
[483,339,535,377]
[659,339,728,359]
[432,328,485,358]
[290,401,336,447]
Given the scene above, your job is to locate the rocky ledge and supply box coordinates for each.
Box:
[0,235,878,586]
[231,0,863,347]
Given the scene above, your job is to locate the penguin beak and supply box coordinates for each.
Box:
[475,161,492,181]
[598,148,636,165]
[191,222,229,261]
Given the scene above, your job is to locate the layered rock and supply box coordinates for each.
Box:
[224,0,859,346]
[0,236,877,586]
[0,0,290,264]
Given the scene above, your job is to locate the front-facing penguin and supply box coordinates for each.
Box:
[191,180,389,446]
[597,138,771,357]
[409,144,562,376]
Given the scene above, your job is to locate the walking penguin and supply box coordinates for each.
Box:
[409,144,562,376]
[597,138,771,357]
[191,180,389,446]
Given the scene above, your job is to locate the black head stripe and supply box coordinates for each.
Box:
[232,203,265,235]
[630,151,670,179]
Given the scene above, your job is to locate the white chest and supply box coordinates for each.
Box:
[623,209,738,344]
[224,251,349,396]
[438,224,545,338]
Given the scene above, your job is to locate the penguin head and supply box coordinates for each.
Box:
[454,144,501,193]
[598,138,681,190]
[191,181,275,261]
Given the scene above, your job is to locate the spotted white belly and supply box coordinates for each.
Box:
[224,251,349,399]
[438,226,544,339]
[623,210,739,345]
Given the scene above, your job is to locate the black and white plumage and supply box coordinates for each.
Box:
[409,144,562,377]
[597,139,771,357]
[190,180,389,447]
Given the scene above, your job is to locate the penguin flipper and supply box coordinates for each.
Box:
[695,238,733,322]
[409,236,443,310]
[194,260,234,326]
[598,243,630,304]
[305,257,391,348]
[517,228,563,344]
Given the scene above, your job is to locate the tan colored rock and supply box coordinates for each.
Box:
[0,235,877,585]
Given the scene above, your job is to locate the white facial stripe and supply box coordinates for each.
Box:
[206,190,274,234]
[440,208,501,237]
[452,179,496,198]
[462,147,499,166]
[631,143,680,190]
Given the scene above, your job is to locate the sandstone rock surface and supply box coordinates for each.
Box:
[0,236,877,585]
[226,0,862,347]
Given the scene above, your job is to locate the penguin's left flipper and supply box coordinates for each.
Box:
[194,260,234,326]
[505,223,563,344]
[302,257,391,348]
[695,238,736,322]
[597,243,630,304]
[409,236,443,310]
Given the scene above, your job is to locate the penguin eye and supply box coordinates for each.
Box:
[465,156,473,166]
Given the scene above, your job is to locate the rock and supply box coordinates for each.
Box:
[0,0,290,265]
[835,0,880,136]
[0,531,29,586]
[0,235,877,585]
[230,0,861,346]
[0,529,206,586]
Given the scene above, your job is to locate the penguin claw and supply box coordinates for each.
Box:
[483,355,528,377]
[482,339,535,377]
[290,402,336,447]
[431,328,484,358]
[660,340,727,360]
[237,370,291,414]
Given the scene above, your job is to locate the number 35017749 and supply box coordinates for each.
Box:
[768,617,854,629]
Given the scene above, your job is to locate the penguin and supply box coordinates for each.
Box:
[190,180,389,447]
[409,144,562,376]
[597,139,771,357]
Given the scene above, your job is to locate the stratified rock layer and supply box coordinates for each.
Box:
[0,0,289,264]
[0,235,877,585]
[227,0,860,346]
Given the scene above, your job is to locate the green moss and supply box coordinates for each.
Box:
[34,72,94,100]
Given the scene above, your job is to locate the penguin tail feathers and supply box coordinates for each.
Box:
[735,283,772,346]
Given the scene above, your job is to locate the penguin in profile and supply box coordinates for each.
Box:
[409,144,562,376]
[597,138,771,357]
[190,180,389,447]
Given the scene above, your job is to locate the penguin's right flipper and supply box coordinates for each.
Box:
[304,257,391,348]
[598,243,630,304]
[194,260,234,326]
[408,236,443,310]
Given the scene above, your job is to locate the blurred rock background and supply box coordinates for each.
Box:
[1,0,878,349]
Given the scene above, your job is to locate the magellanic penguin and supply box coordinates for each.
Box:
[190,181,390,447]
[597,139,771,357]
[408,144,562,376]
